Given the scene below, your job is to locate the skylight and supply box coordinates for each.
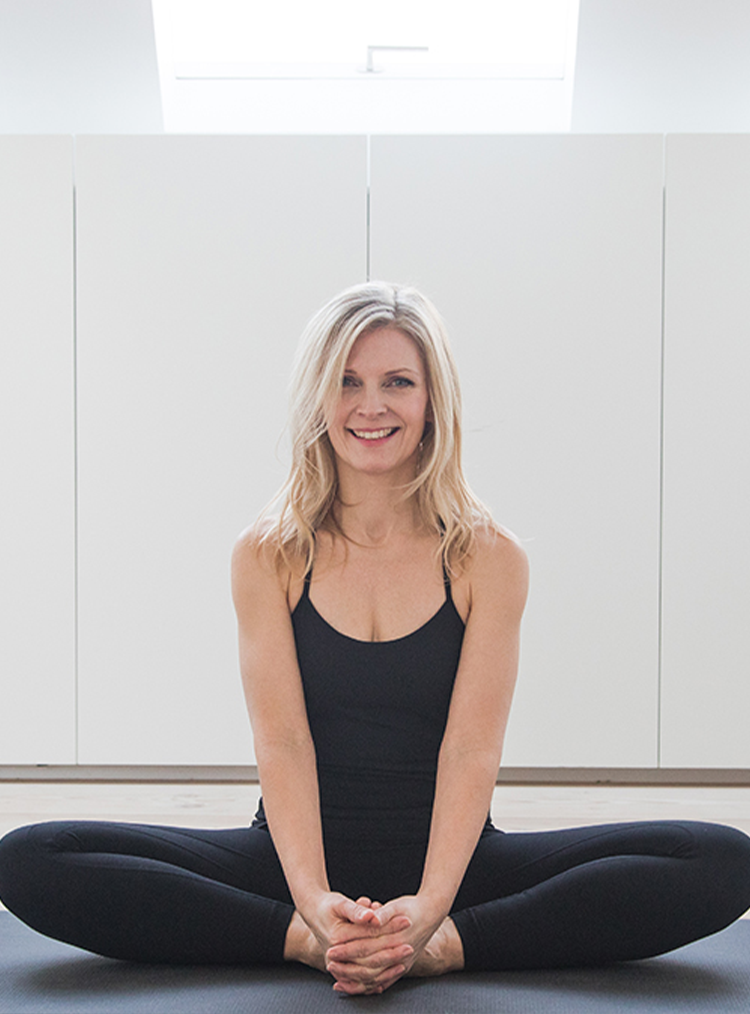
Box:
[157,0,577,80]
[151,0,580,133]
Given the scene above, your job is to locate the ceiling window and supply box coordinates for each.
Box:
[157,0,578,80]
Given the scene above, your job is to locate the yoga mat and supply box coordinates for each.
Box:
[2,911,750,1013]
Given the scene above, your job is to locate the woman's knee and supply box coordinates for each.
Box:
[688,821,750,869]
[0,822,78,917]
[0,825,37,914]
[685,822,750,926]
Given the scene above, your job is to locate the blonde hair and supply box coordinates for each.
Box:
[264,281,497,573]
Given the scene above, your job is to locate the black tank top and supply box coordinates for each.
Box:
[253,564,467,847]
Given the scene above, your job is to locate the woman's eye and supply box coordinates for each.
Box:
[342,375,358,387]
[388,376,414,388]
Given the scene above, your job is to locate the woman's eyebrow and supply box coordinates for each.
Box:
[343,367,419,376]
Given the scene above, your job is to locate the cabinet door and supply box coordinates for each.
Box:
[661,135,750,767]
[0,137,75,762]
[76,137,366,764]
[371,136,663,767]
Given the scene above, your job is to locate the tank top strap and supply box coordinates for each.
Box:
[441,557,454,604]
[300,565,313,600]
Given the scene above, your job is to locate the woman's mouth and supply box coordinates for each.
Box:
[348,427,399,442]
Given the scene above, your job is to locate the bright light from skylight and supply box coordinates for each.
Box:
[160,0,576,79]
[151,0,580,133]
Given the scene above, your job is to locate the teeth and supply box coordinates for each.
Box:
[352,427,396,440]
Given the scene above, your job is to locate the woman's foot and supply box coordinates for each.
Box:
[283,911,327,972]
[409,917,465,977]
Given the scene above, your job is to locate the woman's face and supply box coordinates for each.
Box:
[327,326,430,479]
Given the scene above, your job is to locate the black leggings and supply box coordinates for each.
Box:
[1,819,750,971]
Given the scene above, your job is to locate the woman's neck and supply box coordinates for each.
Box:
[332,471,422,547]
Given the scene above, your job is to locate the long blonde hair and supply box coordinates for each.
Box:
[264,281,497,573]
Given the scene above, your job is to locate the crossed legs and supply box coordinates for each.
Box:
[1,819,749,974]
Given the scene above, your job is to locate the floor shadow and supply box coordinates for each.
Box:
[19,954,327,998]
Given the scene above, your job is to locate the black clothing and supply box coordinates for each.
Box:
[253,566,493,847]
[1,818,749,968]
[2,569,750,968]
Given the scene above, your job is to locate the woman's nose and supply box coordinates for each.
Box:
[357,384,386,415]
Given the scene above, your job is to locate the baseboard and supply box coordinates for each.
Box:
[2,765,750,786]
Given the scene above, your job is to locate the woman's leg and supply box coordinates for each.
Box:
[450,821,750,971]
[0,820,294,964]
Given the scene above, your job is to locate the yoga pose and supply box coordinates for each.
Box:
[1,282,750,995]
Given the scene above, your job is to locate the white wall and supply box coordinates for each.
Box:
[661,136,750,767]
[573,0,750,132]
[2,133,750,770]
[0,137,76,762]
[0,0,162,133]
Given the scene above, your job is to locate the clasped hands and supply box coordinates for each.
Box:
[316,892,442,995]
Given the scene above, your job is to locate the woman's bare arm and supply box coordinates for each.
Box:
[418,530,528,916]
[232,529,329,914]
[231,529,394,961]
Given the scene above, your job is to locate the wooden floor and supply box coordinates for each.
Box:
[3,781,750,913]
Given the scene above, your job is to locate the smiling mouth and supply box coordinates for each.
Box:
[349,427,399,440]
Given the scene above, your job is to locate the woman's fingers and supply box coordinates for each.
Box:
[332,962,407,995]
[368,908,409,931]
[326,928,413,996]
[331,896,380,925]
[328,912,411,947]
[327,919,412,961]
[327,941,413,974]
[327,933,412,963]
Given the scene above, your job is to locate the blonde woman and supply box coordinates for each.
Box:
[1,282,749,995]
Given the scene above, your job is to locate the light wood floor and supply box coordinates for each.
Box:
[3,782,750,913]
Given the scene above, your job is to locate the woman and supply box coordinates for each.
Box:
[1,281,749,995]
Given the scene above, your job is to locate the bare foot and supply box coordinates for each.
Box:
[283,911,327,972]
[409,917,465,977]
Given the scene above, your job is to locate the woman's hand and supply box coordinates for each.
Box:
[290,893,413,994]
[307,891,381,950]
[326,895,445,994]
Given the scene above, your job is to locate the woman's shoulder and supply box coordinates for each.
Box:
[232,518,277,568]
[461,522,529,618]
[231,519,299,609]
[475,519,527,560]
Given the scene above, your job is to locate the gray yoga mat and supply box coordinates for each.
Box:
[2,911,750,1014]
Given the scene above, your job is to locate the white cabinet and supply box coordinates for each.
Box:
[3,132,747,772]
[371,136,664,766]
[76,137,367,764]
[661,135,750,767]
[0,137,76,762]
